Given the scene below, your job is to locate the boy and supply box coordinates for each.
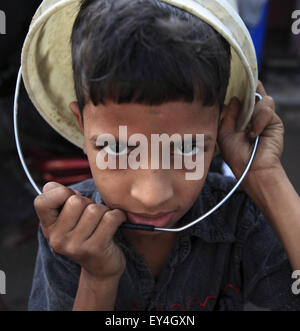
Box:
[27,0,300,311]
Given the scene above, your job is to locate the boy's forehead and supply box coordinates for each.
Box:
[84,100,219,133]
[84,102,219,141]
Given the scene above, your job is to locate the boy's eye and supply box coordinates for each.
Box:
[174,142,202,156]
[99,142,128,156]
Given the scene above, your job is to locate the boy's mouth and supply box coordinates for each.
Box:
[126,211,176,228]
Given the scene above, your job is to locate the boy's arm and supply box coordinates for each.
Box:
[29,225,121,311]
[31,181,127,311]
[218,81,300,272]
[28,225,80,311]
[239,198,299,311]
[243,165,300,271]
[73,269,121,311]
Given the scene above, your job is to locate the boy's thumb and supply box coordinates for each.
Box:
[219,97,241,134]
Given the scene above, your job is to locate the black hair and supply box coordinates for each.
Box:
[71,0,231,113]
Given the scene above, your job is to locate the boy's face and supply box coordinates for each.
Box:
[70,99,219,237]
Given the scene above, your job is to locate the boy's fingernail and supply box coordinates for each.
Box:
[42,182,57,193]
[250,131,256,138]
[73,189,81,195]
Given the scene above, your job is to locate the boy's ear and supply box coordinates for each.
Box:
[69,101,84,134]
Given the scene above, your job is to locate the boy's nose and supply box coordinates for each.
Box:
[130,170,174,209]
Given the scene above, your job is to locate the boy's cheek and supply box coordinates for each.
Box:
[92,171,132,206]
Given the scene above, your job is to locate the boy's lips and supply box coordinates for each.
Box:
[126,211,176,228]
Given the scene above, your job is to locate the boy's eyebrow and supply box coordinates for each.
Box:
[89,134,214,143]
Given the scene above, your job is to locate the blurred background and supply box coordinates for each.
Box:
[0,0,299,311]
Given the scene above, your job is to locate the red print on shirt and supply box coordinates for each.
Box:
[121,283,240,311]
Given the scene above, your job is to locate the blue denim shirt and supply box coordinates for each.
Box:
[28,172,300,311]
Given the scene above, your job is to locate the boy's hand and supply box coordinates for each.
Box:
[34,182,127,281]
[217,81,284,184]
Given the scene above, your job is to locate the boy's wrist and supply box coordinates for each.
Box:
[240,162,300,271]
[73,268,122,311]
[241,162,285,194]
[80,268,123,290]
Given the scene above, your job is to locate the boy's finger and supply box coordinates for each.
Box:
[219,97,241,133]
[254,95,275,114]
[43,182,81,196]
[249,106,274,138]
[89,209,127,247]
[259,96,275,113]
[34,186,76,228]
[52,194,95,234]
[42,182,62,193]
[70,203,110,241]
[256,80,268,97]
